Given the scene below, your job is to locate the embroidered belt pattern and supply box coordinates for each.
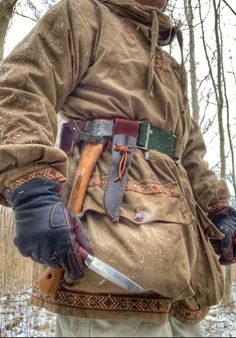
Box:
[32,286,206,322]
[89,175,179,197]
[171,301,208,321]
[32,286,172,313]
[9,167,66,192]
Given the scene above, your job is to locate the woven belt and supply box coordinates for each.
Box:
[60,119,177,159]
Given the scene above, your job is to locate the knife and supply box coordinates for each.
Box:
[79,247,144,293]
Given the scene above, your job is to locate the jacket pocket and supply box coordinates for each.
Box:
[74,174,197,301]
[85,174,194,226]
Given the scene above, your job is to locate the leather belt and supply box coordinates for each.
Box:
[60,119,177,159]
[60,118,180,222]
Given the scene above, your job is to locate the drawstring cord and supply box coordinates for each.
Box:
[114,144,134,181]
[148,9,160,98]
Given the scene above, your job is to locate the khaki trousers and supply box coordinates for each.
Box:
[55,315,204,337]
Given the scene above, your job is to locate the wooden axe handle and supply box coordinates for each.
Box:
[36,143,104,296]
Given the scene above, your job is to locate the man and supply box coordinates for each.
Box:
[0,0,236,336]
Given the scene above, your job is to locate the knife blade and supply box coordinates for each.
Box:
[79,247,144,293]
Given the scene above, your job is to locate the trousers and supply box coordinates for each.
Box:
[55,315,204,337]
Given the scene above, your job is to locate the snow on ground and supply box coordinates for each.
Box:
[1,285,236,337]
[202,303,236,337]
[0,289,55,337]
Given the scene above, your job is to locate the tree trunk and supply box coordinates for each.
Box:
[183,0,200,123]
[213,0,226,179]
[0,0,18,61]
[0,206,33,290]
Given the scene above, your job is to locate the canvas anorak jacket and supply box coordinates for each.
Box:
[0,0,230,324]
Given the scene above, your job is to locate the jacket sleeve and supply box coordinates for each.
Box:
[181,113,230,214]
[0,0,96,198]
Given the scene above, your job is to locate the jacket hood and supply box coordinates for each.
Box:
[99,0,182,96]
[99,0,181,46]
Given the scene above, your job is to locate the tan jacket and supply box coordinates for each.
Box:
[0,0,229,324]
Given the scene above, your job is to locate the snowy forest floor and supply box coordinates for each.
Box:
[1,285,236,337]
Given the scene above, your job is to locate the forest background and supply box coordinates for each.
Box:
[0,0,236,336]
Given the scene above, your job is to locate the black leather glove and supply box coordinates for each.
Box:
[210,206,236,265]
[8,178,91,279]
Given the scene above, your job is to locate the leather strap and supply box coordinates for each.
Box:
[137,122,176,158]
[60,119,178,159]
[104,118,139,222]
[59,119,111,155]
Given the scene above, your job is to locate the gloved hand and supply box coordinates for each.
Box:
[210,206,236,265]
[8,178,91,279]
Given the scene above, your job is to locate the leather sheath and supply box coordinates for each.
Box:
[104,118,139,222]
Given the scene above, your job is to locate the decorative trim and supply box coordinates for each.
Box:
[89,175,179,197]
[117,14,141,47]
[32,286,173,314]
[9,167,66,192]
[171,301,207,322]
[154,57,172,72]
[116,14,173,74]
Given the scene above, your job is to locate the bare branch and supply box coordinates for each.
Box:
[13,9,37,22]
[222,0,236,16]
